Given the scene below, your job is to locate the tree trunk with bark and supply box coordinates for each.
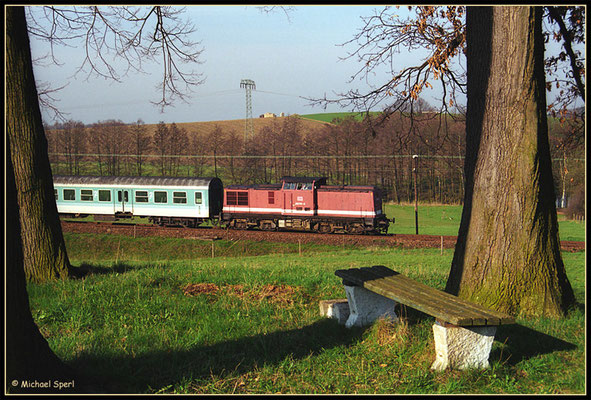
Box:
[6,135,78,393]
[6,6,71,282]
[445,6,575,318]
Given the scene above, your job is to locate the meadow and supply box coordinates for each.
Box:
[384,203,586,241]
[26,205,586,394]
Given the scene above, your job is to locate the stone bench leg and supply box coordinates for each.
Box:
[344,285,398,328]
[319,299,350,325]
[431,321,497,371]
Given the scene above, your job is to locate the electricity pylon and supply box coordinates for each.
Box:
[240,79,256,142]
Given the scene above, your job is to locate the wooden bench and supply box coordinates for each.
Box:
[333,265,515,371]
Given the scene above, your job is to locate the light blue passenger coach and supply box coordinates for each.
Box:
[53,175,224,227]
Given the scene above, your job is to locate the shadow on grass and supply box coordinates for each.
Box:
[489,323,577,367]
[397,303,578,370]
[69,319,366,394]
[69,262,151,278]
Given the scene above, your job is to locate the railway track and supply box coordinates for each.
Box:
[60,220,586,252]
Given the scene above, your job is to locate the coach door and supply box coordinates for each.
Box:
[115,189,130,214]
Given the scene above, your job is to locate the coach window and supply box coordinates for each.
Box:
[98,190,111,202]
[154,191,168,203]
[135,191,149,203]
[81,189,94,201]
[195,192,203,205]
[63,189,75,201]
[173,191,187,204]
[54,189,58,200]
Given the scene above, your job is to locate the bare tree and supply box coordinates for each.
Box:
[190,130,208,177]
[59,120,86,175]
[168,123,190,176]
[308,6,467,121]
[310,6,584,121]
[26,6,206,110]
[130,119,151,176]
[153,121,170,176]
[224,129,242,182]
[544,6,585,112]
[207,125,225,178]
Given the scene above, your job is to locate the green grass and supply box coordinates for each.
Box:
[385,204,586,241]
[62,232,359,263]
[27,233,585,394]
[300,112,381,124]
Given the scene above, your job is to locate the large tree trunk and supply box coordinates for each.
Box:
[445,6,575,318]
[6,134,78,393]
[6,6,71,282]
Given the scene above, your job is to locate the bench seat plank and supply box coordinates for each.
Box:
[366,266,509,325]
[335,266,514,326]
[347,268,486,326]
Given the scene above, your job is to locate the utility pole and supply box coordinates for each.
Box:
[240,79,256,143]
[413,154,419,235]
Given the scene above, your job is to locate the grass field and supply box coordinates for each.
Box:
[385,203,586,241]
[26,204,586,394]
[27,242,585,394]
[300,112,382,124]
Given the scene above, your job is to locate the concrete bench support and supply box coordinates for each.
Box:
[331,266,514,371]
[344,285,398,328]
[319,299,350,325]
[431,322,497,371]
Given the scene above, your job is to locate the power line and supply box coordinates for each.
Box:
[254,89,305,99]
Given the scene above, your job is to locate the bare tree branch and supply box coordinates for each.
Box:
[25,5,206,115]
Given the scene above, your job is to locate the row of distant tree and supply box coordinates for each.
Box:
[45,111,585,209]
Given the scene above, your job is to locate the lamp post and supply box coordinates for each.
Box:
[413,154,419,235]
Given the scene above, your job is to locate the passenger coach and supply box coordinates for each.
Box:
[53,175,223,227]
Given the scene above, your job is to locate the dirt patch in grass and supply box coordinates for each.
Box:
[182,283,301,305]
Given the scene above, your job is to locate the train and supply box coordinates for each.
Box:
[53,175,393,234]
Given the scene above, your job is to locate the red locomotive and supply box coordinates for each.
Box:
[222,177,392,234]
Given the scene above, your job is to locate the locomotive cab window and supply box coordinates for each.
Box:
[63,189,75,201]
[135,191,149,203]
[99,190,111,202]
[81,189,94,201]
[173,191,187,204]
[268,191,275,204]
[154,191,167,203]
[195,192,203,205]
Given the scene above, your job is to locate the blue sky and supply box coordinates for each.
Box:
[26,5,583,126]
[28,5,423,125]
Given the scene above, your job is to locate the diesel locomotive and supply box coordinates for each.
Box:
[223,176,391,234]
